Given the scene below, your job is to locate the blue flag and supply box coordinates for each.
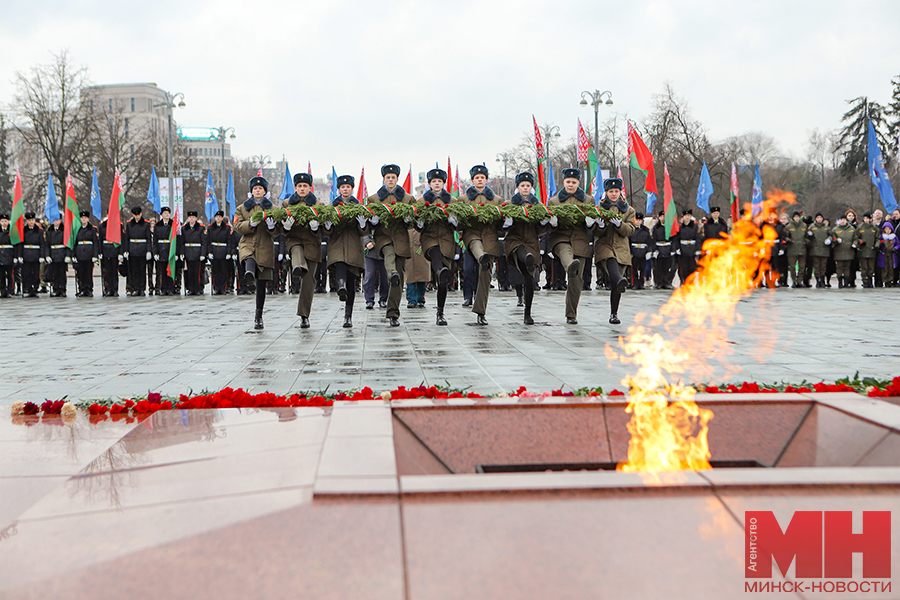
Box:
[279,162,292,201]
[593,168,604,205]
[205,170,218,222]
[868,119,898,213]
[330,166,338,202]
[147,166,161,214]
[696,161,713,214]
[751,164,763,217]
[90,167,102,219]
[546,159,558,198]
[45,173,60,222]
[226,170,236,220]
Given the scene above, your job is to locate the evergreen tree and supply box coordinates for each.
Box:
[0,114,13,210]
[886,75,900,157]
[837,96,890,178]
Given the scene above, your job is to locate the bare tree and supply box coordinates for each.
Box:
[806,128,839,183]
[0,114,13,210]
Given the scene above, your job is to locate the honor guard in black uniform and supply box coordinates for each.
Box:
[98,218,121,296]
[181,211,207,295]
[74,211,99,296]
[21,212,45,297]
[44,218,69,296]
[676,210,699,284]
[651,211,675,289]
[629,212,652,290]
[230,226,242,294]
[207,210,233,295]
[0,214,16,297]
[124,206,152,295]
[153,207,176,295]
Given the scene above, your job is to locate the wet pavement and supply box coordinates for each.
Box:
[1,283,896,404]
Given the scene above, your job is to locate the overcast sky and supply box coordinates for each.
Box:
[2,0,899,187]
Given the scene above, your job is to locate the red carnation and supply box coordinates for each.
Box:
[608,389,625,396]
[148,392,162,403]
[424,201,431,206]
[22,402,39,415]
[391,201,396,205]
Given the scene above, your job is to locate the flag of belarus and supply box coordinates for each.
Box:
[106,170,126,245]
[10,169,24,244]
[663,163,680,239]
[167,202,179,280]
[63,173,81,250]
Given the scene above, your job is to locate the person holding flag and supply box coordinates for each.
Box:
[283,172,322,329]
[461,164,500,325]
[44,215,69,297]
[235,175,281,330]
[152,207,177,295]
[548,168,590,324]
[327,174,368,328]
[20,212,46,297]
[73,211,99,296]
[181,211,207,295]
[123,206,152,296]
[590,177,635,324]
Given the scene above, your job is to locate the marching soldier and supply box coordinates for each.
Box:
[591,178,635,324]
[283,172,321,329]
[98,217,121,296]
[548,168,591,324]
[857,212,880,288]
[234,176,281,329]
[181,211,207,295]
[207,210,233,295]
[74,211,99,297]
[629,212,652,290]
[419,168,456,326]
[461,164,500,325]
[831,214,858,288]
[504,171,544,325]
[153,207,176,295]
[368,164,415,327]
[675,209,699,284]
[124,206,152,296]
[44,218,69,297]
[21,212,45,298]
[807,213,832,288]
[0,213,16,297]
[651,211,675,289]
[784,211,807,287]
[328,174,369,328]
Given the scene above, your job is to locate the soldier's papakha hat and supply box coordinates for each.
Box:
[682,209,692,216]
[0,213,9,220]
[515,172,535,186]
[635,212,645,220]
[381,164,401,177]
[427,168,447,182]
[80,211,90,218]
[131,206,143,215]
[561,167,581,181]
[187,210,198,217]
[293,172,312,186]
[709,206,720,213]
[603,177,623,191]
[469,164,489,178]
[336,175,355,188]
[215,210,224,217]
[160,206,171,213]
[249,176,268,192]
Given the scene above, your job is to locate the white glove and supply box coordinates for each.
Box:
[124,252,130,259]
[675,249,681,256]
[778,249,785,255]
[39,257,45,263]
[324,221,333,230]
[265,217,276,230]
[94,257,100,264]
[835,238,842,244]
[282,215,294,231]
[356,215,367,228]
[416,219,424,229]
[118,255,124,264]
[225,254,231,260]
[309,220,319,231]
[596,218,606,229]
[584,217,596,228]
[695,251,702,257]
[539,219,549,226]
[146,252,152,260]
[65,256,71,263]
[448,215,458,227]
[369,215,380,225]
[208,254,214,260]
[549,216,558,228]
[154,254,160,261]
[278,254,283,261]
[807,230,814,237]
[503,217,514,228]
[824,238,832,246]
[404,216,413,223]
[610,217,623,228]
[180,255,185,261]
[454,253,461,260]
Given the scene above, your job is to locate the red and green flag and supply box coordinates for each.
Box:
[446,157,453,197]
[730,162,740,222]
[533,115,547,204]
[63,172,81,250]
[585,147,599,195]
[628,121,658,213]
[106,170,126,245]
[663,163,679,239]
[452,165,461,199]
[167,201,179,280]
[357,167,367,202]
[402,164,412,194]
[10,169,24,244]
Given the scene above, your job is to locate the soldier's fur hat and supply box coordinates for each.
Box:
[336,175,355,188]
[515,172,535,186]
[469,164,489,179]
[427,168,447,182]
[249,176,268,193]
[603,177,623,191]
[561,167,581,181]
[381,164,401,177]
[293,173,312,186]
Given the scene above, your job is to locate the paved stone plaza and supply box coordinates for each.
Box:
[1,284,896,404]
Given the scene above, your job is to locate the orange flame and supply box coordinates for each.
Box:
[609,189,796,472]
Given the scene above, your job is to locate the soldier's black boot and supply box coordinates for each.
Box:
[243,271,256,293]
[254,311,263,330]
[343,315,352,328]
[300,316,310,329]
[337,278,347,302]
[524,309,534,325]
[609,313,621,325]
[476,313,488,326]
[837,276,844,289]
[435,309,447,326]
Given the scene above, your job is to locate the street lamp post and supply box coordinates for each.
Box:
[580,89,614,170]
[495,152,512,198]
[252,155,271,172]
[212,126,236,210]
[153,91,186,214]
[538,124,560,192]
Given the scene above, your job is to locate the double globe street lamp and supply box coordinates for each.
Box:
[580,89,614,171]
[153,91,186,212]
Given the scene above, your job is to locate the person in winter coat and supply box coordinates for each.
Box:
[629,212,653,290]
[328,175,369,328]
[651,211,676,289]
[877,221,899,286]
[548,168,591,324]
[0,213,17,297]
[98,218,121,296]
[831,214,858,288]
[461,164,501,325]
[783,211,808,287]
[591,178,635,324]
[153,207,177,295]
[856,212,880,288]
[806,213,833,288]
[123,206,152,296]
[283,172,322,329]
[419,168,457,325]
[206,211,234,295]
[43,218,69,297]
[234,176,281,330]
[21,212,46,297]
[181,211,207,295]
[675,210,699,285]
[74,211,99,296]
[503,171,545,325]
